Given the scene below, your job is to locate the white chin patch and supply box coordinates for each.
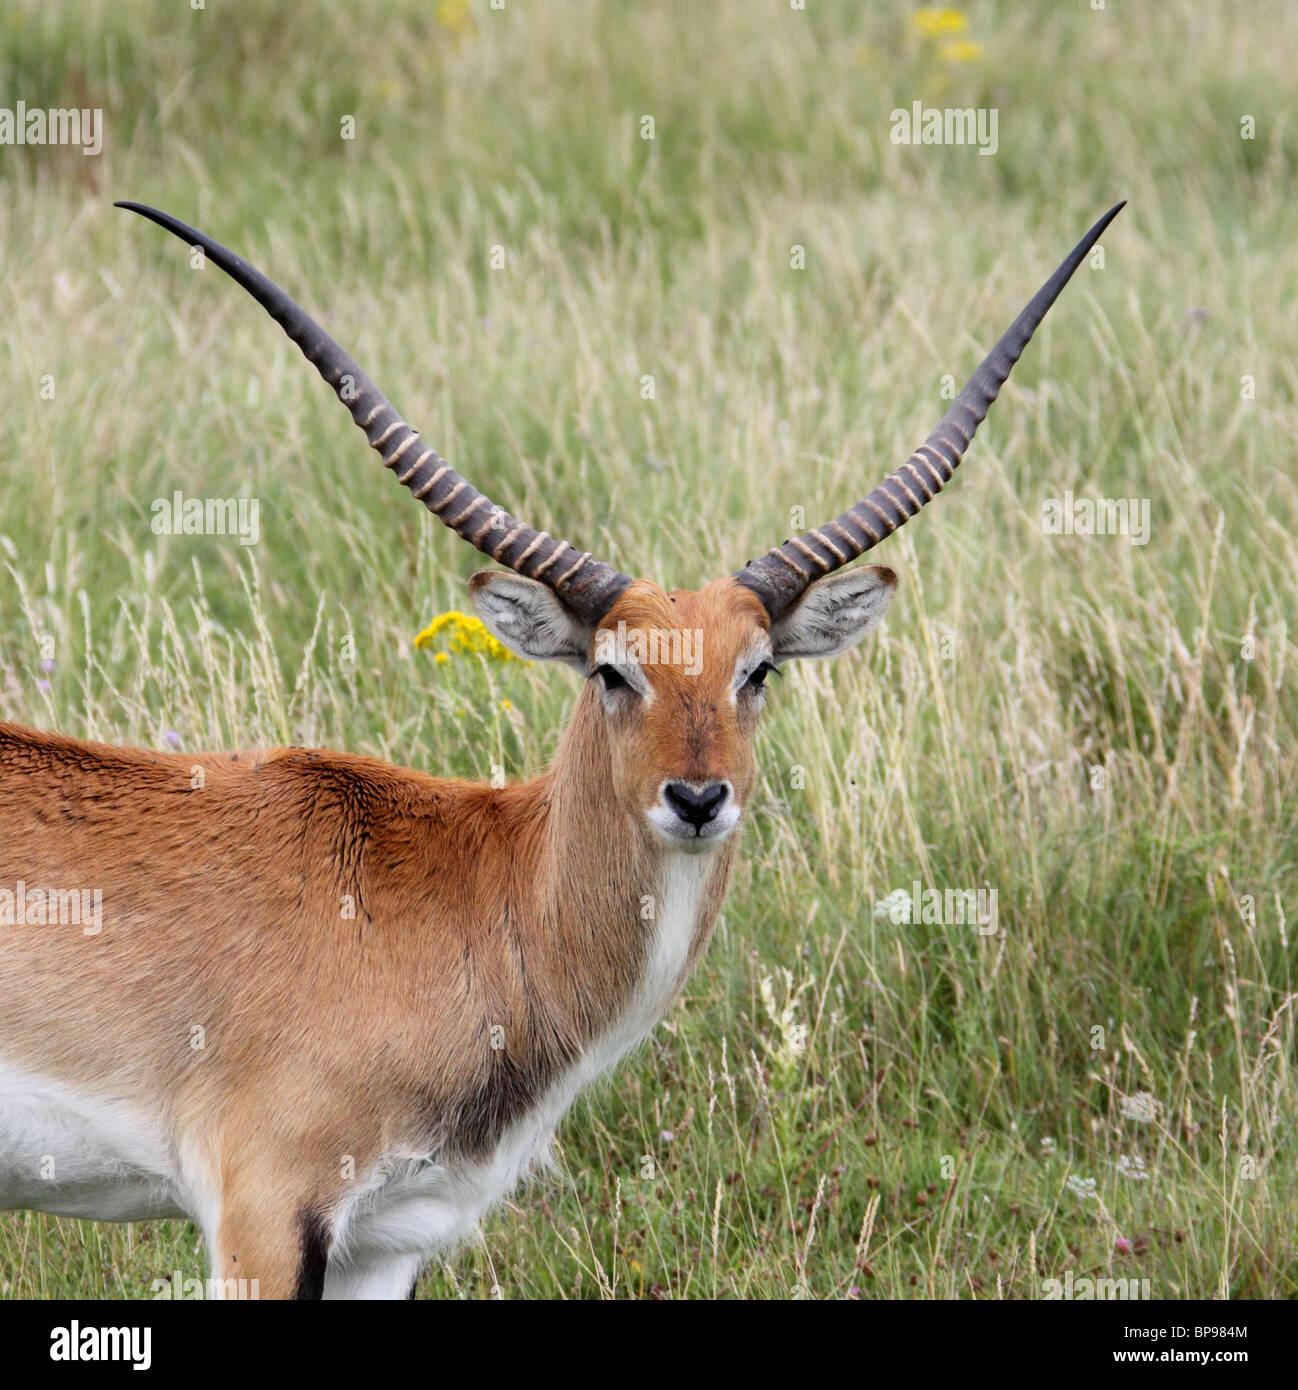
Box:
[646,801,741,852]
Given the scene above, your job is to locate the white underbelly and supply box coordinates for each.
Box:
[0,1059,185,1221]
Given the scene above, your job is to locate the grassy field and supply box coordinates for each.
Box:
[0,0,1295,1299]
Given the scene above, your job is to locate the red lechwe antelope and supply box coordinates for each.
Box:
[0,201,1123,1298]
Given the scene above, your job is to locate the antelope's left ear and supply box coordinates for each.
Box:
[769,565,897,662]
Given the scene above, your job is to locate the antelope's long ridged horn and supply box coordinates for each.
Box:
[736,202,1126,618]
[115,202,633,623]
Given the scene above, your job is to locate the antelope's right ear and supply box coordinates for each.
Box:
[468,572,592,671]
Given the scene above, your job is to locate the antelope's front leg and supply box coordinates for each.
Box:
[212,1166,334,1300]
[324,1252,424,1300]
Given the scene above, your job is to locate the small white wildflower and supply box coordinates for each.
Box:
[1040,1137,1056,1155]
[758,968,809,1072]
[872,888,912,925]
[1116,1154,1149,1181]
[1066,1174,1097,1199]
[1119,1091,1160,1124]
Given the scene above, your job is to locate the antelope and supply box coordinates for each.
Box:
[0,200,1123,1299]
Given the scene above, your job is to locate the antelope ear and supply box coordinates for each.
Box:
[769,566,897,662]
[468,572,592,671]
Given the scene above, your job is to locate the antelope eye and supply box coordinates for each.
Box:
[595,664,629,692]
[744,661,776,692]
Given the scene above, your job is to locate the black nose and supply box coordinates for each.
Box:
[663,781,729,831]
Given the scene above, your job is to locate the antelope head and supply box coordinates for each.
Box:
[117,201,1123,854]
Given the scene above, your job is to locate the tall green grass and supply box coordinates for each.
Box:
[0,0,1294,1298]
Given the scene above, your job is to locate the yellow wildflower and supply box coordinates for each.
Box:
[414,611,521,663]
[435,0,477,40]
[940,39,985,61]
[911,7,968,39]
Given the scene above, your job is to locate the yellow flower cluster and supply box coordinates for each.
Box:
[910,7,967,38]
[910,8,985,61]
[435,0,477,40]
[414,611,522,664]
